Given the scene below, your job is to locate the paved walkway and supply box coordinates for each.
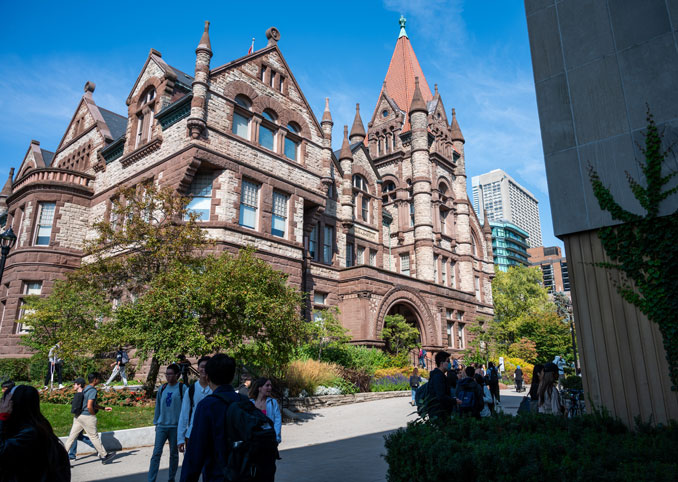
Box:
[70,388,525,482]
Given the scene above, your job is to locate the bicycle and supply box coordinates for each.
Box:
[565,389,585,417]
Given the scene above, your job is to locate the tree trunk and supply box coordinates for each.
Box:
[144,356,160,399]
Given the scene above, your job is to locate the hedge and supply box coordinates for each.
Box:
[0,355,135,383]
[384,413,678,481]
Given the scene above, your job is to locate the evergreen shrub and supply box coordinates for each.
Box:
[0,358,31,381]
[384,413,678,482]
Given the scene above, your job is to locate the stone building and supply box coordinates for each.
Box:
[0,19,494,359]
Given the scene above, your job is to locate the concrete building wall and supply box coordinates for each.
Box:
[525,0,678,425]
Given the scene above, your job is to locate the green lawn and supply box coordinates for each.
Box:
[42,403,155,437]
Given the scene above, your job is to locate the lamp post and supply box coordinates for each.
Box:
[0,227,17,285]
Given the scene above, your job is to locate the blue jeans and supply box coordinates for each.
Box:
[411,388,417,403]
[68,432,95,459]
[148,426,178,482]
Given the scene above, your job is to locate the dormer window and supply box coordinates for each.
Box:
[135,87,156,149]
[259,109,277,151]
[233,95,252,140]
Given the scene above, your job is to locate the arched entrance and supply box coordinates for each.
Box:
[387,302,423,345]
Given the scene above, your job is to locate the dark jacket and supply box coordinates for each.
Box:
[0,417,70,482]
[428,368,454,418]
[180,385,239,482]
[409,375,421,389]
[456,377,484,417]
[529,376,540,401]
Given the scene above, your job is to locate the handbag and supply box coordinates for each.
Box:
[517,396,531,414]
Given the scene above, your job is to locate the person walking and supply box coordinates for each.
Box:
[249,378,282,445]
[409,368,421,406]
[528,364,544,413]
[180,354,244,481]
[178,355,193,385]
[553,355,566,388]
[514,366,524,392]
[44,341,64,390]
[418,348,427,369]
[67,377,96,461]
[456,366,484,419]
[0,385,71,481]
[177,357,212,454]
[475,374,493,418]
[539,362,564,415]
[105,347,129,388]
[148,363,187,482]
[64,372,115,464]
[427,351,455,420]
[487,361,501,405]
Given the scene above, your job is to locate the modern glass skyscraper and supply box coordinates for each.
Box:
[472,169,542,248]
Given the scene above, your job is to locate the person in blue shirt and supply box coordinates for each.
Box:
[149,363,186,482]
[249,378,281,444]
[180,354,240,482]
[177,356,212,453]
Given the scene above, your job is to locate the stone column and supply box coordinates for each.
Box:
[188,21,212,139]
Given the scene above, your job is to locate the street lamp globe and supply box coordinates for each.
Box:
[0,227,17,249]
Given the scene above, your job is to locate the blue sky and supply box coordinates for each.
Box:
[0,0,561,248]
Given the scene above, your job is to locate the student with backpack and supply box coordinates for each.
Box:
[105,347,129,388]
[149,363,187,482]
[67,377,96,461]
[178,356,212,453]
[249,378,282,444]
[418,351,455,420]
[456,366,484,419]
[180,354,279,482]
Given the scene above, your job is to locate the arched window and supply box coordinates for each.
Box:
[471,234,478,256]
[285,122,301,161]
[440,208,448,235]
[135,87,156,149]
[382,180,396,203]
[233,95,252,140]
[352,174,370,223]
[439,182,449,197]
[259,109,277,151]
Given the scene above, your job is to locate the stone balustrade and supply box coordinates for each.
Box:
[12,168,95,193]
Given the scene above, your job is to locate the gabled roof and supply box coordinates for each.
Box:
[99,108,128,141]
[168,65,194,90]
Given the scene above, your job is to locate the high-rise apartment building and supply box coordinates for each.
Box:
[472,169,542,248]
[490,220,530,272]
[528,246,570,293]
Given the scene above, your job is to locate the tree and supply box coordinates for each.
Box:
[116,248,307,393]
[491,266,551,351]
[589,110,678,388]
[464,318,499,365]
[508,338,538,364]
[381,314,420,357]
[307,306,351,359]
[517,309,572,364]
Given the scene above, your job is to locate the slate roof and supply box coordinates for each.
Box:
[41,149,55,166]
[99,108,128,141]
[333,142,364,159]
[169,65,194,90]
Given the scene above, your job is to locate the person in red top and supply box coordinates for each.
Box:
[249,378,282,444]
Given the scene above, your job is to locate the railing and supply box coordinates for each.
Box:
[12,168,95,192]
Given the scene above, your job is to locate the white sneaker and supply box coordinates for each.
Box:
[58,384,64,389]
[43,386,48,390]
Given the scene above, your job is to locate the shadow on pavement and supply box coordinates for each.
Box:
[285,411,323,425]
[91,430,399,482]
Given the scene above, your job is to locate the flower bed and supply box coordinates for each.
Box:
[370,374,410,392]
[40,387,154,407]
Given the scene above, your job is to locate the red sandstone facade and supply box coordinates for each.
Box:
[0,20,494,359]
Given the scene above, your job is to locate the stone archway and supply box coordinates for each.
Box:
[375,286,435,347]
[387,302,424,346]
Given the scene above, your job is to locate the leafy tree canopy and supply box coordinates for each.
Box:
[381,314,420,356]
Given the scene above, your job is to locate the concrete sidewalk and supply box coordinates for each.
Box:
[69,388,525,482]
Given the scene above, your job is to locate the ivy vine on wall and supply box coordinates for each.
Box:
[588,110,678,390]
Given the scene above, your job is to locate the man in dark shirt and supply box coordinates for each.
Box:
[427,351,455,420]
[180,354,239,482]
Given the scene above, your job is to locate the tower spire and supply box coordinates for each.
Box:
[450,108,465,143]
[188,21,213,139]
[322,97,333,124]
[349,103,365,144]
[197,21,212,53]
[339,125,352,161]
[409,77,427,114]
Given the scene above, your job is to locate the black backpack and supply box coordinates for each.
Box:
[71,392,84,417]
[457,381,483,416]
[489,367,499,383]
[211,391,279,482]
[414,381,431,417]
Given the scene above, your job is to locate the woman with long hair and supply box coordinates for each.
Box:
[538,363,564,415]
[249,378,282,444]
[529,364,544,412]
[0,385,70,481]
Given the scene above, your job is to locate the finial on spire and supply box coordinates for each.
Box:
[450,108,465,143]
[266,27,281,46]
[339,125,353,160]
[197,21,212,53]
[434,84,438,95]
[84,81,96,94]
[350,103,366,143]
[322,97,333,124]
[398,15,408,39]
[409,76,427,114]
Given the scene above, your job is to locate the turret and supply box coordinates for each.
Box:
[187,21,213,139]
[349,104,366,144]
[409,77,434,282]
[321,98,334,190]
[338,125,354,228]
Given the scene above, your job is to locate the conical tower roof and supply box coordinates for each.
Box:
[450,108,465,142]
[349,104,366,142]
[376,16,433,116]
